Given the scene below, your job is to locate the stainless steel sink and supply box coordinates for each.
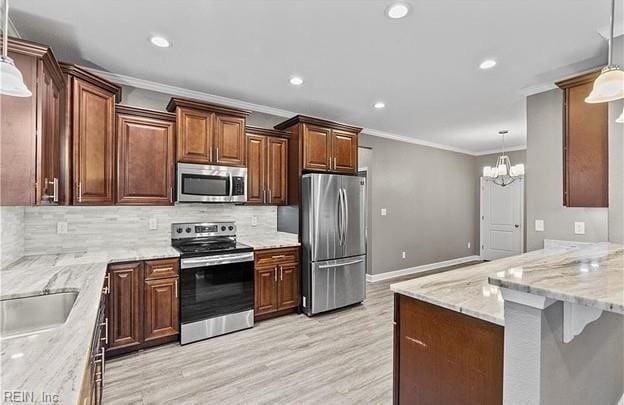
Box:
[0,291,79,339]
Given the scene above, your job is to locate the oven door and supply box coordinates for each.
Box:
[179,252,254,344]
[177,163,247,203]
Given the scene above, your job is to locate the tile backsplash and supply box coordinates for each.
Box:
[0,206,25,267]
[22,205,277,255]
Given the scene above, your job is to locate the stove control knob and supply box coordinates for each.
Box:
[176,228,183,234]
[228,226,234,231]
[221,226,226,231]
[185,227,192,233]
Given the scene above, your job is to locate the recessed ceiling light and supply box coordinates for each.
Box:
[386,2,410,19]
[150,36,171,48]
[479,59,497,69]
[374,101,386,109]
[289,76,304,86]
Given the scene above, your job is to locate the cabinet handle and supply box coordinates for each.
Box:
[215,147,219,162]
[262,189,266,204]
[333,157,337,170]
[280,265,283,281]
[78,182,82,203]
[274,268,277,282]
[175,279,178,298]
[271,255,286,259]
[170,187,173,203]
[100,317,108,345]
[268,189,272,204]
[103,273,110,295]
[94,347,105,372]
[43,178,59,203]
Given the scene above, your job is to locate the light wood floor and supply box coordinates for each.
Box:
[103,263,478,405]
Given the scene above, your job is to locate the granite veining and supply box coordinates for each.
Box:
[239,232,300,250]
[390,246,581,326]
[488,242,624,315]
[0,246,180,405]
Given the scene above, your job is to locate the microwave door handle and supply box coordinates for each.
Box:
[228,172,233,201]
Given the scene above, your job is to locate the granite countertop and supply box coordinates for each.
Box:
[489,242,624,315]
[239,232,300,250]
[0,246,180,405]
[390,246,580,326]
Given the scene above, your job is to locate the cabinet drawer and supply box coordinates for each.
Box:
[255,247,299,267]
[144,258,179,280]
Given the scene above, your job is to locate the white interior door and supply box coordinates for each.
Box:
[480,178,524,260]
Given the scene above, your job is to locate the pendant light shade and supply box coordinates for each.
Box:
[0,0,32,97]
[0,55,32,97]
[585,66,624,103]
[617,107,624,123]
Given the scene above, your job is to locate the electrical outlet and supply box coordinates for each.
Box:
[381,208,387,216]
[251,216,258,227]
[148,218,158,230]
[467,242,471,249]
[57,222,68,234]
[535,219,545,232]
[574,221,585,235]
[401,251,406,259]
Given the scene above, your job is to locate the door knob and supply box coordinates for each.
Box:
[514,224,520,228]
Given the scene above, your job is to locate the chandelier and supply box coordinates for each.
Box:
[482,130,525,187]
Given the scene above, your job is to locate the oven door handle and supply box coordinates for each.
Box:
[181,252,254,269]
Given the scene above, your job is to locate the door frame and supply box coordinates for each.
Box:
[479,177,525,260]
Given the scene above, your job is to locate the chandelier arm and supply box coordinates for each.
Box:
[608,0,614,66]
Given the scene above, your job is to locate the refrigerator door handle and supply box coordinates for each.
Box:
[342,187,348,246]
[337,187,344,246]
[318,259,364,269]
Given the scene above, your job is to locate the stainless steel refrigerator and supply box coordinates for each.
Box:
[301,173,366,316]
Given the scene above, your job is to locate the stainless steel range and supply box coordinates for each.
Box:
[172,221,254,345]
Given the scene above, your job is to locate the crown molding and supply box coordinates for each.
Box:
[473,145,527,156]
[84,67,504,156]
[7,17,21,38]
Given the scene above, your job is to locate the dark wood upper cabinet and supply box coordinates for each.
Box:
[167,97,250,167]
[0,37,64,206]
[556,71,609,208]
[302,124,332,171]
[274,115,362,203]
[107,261,143,353]
[245,127,289,205]
[61,63,121,205]
[246,133,266,204]
[115,106,175,205]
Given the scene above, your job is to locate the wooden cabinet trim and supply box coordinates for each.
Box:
[255,247,299,267]
[60,62,121,102]
[115,105,175,121]
[245,126,291,139]
[274,114,362,134]
[144,258,179,280]
[167,97,251,118]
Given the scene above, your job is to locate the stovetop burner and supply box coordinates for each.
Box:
[171,222,253,258]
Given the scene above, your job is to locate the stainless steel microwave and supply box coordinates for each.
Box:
[177,163,247,203]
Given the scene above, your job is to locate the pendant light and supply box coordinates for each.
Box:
[0,0,31,97]
[586,0,624,103]
[482,130,525,187]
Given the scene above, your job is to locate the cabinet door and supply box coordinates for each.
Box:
[331,129,358,174]
[73,79,115,205]
[267,137,288,205]
[116,114,174,205]
[38,68,62,204]
[107,262,143,351]
[214,115,245,166]
[302,124,331,171]
[246,134,266,204]
[255,266,278,316]
[177,107,213,164]
[144,277,179,342]
[277,263,299,310]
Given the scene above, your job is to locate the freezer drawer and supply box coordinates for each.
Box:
[307,255,366,315]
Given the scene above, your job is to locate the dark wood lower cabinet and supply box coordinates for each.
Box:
[394,294,504,405]
[106,258,179,356]
[254,247,300,320]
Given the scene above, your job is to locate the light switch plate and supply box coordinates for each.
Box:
[381,208,387,216]
[148,218,158,230]
[57,222,68,234]
[251,216,258,227]
[574,221,585,235]
[535,219,545,232]
[401,251,406,259]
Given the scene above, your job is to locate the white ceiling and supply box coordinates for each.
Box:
[11,0,619,153]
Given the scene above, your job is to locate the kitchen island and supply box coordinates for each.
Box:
[390,242,624,405]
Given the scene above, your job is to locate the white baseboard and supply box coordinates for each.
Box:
[366,255,481,283]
